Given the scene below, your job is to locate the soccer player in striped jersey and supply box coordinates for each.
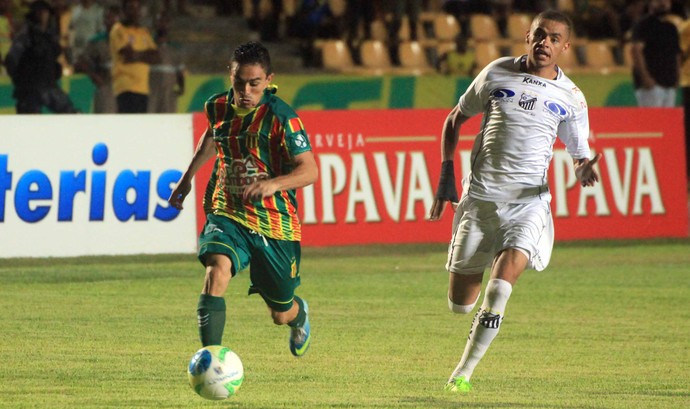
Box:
[169,41,317,357]
[429,10,602,392]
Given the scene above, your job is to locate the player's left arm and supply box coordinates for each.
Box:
[242,151,318,202]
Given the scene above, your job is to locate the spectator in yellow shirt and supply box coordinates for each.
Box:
[110,0,159,113]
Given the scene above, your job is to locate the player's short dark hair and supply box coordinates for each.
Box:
[231,41,272,75]
[535,10,574,37]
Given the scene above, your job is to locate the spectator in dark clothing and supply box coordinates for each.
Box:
[630,0,681,107]
[5,0,77,113]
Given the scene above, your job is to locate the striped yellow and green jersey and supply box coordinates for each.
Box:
[203,85,312,241]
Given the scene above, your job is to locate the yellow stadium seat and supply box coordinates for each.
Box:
[474,42,500,72]
[583,40,627,74]
[320,39,354,71]
[433,13,460,41]
[507,13,532,42]
[398,41,435,75]
[359,40,393,75]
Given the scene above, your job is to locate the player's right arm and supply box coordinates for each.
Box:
[168,126,215,210]
[428,105,471,221]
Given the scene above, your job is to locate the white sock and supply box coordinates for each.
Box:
[449,278,513,382]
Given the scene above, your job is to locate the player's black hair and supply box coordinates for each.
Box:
[231,41,272,75]
[535,10,574,38]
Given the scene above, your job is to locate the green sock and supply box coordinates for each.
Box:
[197,294,226,346]
[288,296,306,328]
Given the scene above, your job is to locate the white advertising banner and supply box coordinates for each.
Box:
[0,114,197,257]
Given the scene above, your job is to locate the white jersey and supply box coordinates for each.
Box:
[458,56,591,202]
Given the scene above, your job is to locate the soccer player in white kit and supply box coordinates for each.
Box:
[429,10,602,393]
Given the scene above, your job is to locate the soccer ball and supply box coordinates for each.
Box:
[187,345,244,400]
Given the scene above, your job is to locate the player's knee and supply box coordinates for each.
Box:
[448,291,480,314]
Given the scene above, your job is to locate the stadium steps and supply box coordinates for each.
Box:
[169,8,305,75]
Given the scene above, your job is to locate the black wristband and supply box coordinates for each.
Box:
[435,160,458,202]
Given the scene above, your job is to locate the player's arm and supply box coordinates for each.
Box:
[168,127,216,210]
[630,40,655,89]
[573,154,602,187]
[243,151,318,202]
[428,105,471,221]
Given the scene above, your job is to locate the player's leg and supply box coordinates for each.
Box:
[446,249,526,392]
[249,238,310,357]
[196,215,251,347]
[447,200,553,390]
[444,197,497,391]
[197,253,233,346]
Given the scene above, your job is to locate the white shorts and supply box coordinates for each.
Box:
[445,195,554,274]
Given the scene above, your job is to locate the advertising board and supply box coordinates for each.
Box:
[0,115,197,257]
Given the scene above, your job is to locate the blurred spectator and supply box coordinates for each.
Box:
[289,0,341,67]
[248,0,282,42]
[148,11,185,113]
[630,0,681,107]
[110,0,160,113]
[74,4,119,113]
[489,0,512,37]
[53,0,73,73]
[5,0,77,113]
[620,0,647,36]
[344,0,377,52]
[573,0,624,41]
[0,0,13,75]
[437,34,476,76]
[70,0,104,63]
[386,0,422,65]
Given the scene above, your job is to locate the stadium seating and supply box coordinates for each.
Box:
[506,13,532,42]
[474,42,500,71]
[432,13,460,42]
[359,39,394,75]
[582,40,628,74]
[320,39,355,72]
[398,41,435,75]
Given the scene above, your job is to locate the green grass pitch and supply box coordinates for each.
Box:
[1,239,689,408]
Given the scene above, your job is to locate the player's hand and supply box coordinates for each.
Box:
[243,179,277,203]
[168,179,192,210]
[429,199,460,220]
[577,153,602,187]
[428,160,459,221]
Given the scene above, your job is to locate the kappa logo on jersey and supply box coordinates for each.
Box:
[518,92,537,110]
[544,100,568,117]
[523,76,547,87]
[225,156,269,194]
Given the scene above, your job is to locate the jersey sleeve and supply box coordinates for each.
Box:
[284,116,311,156]
[457,64,491,117]
[557,90,591,160]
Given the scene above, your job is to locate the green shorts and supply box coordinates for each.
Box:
[198,213,302,312]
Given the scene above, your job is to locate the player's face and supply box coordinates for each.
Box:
[230,63,273,109]
[526,18,570,71]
